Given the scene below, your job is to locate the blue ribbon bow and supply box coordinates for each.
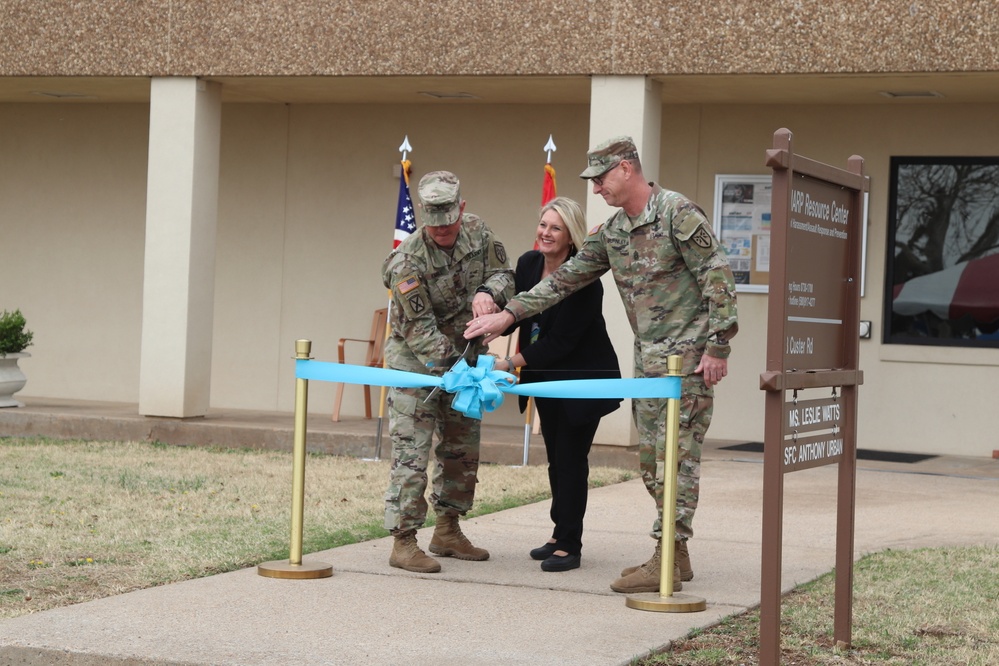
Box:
[442,356,517,420]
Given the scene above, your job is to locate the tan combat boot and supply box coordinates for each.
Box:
[620,539,694,581]
[389,530,441,573]
[609,540,682,593]
[675,539,693,581]
[429,513,489,561]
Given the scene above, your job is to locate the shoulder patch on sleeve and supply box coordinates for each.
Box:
[493,241,507,265]
[690,226,714,249]
[407,293,427,314]
[588,222,604,236]
[673,209,705,239]
[397,275,420,294]
[674,209,718,253]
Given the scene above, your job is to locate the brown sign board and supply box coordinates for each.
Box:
[782,433,845,473]
[758,128,867,666]
[784,173,853,370]
[784,396,841,435]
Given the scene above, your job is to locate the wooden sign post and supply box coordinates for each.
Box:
[758,128,868,664]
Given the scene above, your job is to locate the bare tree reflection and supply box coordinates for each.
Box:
[890,160,999,342]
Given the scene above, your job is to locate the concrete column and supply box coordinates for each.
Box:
[139,78,222,417]
[586,76,663,446]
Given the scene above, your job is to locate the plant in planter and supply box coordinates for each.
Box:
[0,309,34,408]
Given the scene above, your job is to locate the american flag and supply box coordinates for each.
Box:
[393,160,416,248]
[398,276,420,294]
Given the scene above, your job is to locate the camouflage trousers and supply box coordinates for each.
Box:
[633,378,713,541]
[384,385,481,534]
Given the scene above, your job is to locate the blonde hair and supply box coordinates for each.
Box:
[540,196,587,256]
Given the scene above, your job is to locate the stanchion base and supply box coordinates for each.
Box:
[257,560,333,579]
[625,592,707,613]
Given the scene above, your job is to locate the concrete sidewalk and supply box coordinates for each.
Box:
[1,445,997,665]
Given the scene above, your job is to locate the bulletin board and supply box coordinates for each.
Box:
[713,174,773,293]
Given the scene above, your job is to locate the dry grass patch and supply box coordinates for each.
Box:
[636,545,999,666]
[0,437,634,619]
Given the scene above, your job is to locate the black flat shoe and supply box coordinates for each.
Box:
[530,542,558,561]
[541,553,581,572]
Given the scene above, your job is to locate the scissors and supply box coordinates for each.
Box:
[424,339,474,402]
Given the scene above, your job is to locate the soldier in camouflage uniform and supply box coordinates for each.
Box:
[465,137,738,593]
[382,170,515,573]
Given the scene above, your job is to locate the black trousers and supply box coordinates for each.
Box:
[535,397,601,557]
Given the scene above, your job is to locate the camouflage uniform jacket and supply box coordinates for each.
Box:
[504,184,738,377]
[382,214,514,375]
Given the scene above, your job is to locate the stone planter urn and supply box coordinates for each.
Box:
[0,352,29,408]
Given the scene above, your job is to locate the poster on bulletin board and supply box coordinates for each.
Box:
[713,174,773,292]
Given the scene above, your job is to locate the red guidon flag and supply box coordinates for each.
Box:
[542,163,557,206]
[534,163,557,250]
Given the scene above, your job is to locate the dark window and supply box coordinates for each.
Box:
[885,156,999,348]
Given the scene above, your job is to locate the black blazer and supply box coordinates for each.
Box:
[507,250,622,423]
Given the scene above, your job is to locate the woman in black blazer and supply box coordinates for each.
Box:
[494,197,621,572]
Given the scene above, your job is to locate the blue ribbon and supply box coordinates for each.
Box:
[297,355,680,420]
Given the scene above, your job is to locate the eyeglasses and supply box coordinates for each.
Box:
[591,161,621,186]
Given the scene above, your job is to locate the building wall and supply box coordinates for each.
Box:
[3,98,998,456]
[0,103,148,402]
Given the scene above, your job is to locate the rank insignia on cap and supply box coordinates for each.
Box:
[398,276,420,294]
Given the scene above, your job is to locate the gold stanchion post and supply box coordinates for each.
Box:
[521,396,533,466]
[626,355,706,612]
[258,339,333,579]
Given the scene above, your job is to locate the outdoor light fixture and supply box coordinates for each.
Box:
[878,90,943,99]
[418,91,479,99]
[32,91,97,100]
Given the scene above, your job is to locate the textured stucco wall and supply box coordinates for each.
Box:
[2,0,998,77]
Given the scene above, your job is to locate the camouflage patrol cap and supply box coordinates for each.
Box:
[579,135,640,179]
[417,170,462,227]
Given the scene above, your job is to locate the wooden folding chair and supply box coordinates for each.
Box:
[332,307,388,422]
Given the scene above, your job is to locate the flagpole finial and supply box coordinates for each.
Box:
[399,135,413,162]
[543,135,557,164]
